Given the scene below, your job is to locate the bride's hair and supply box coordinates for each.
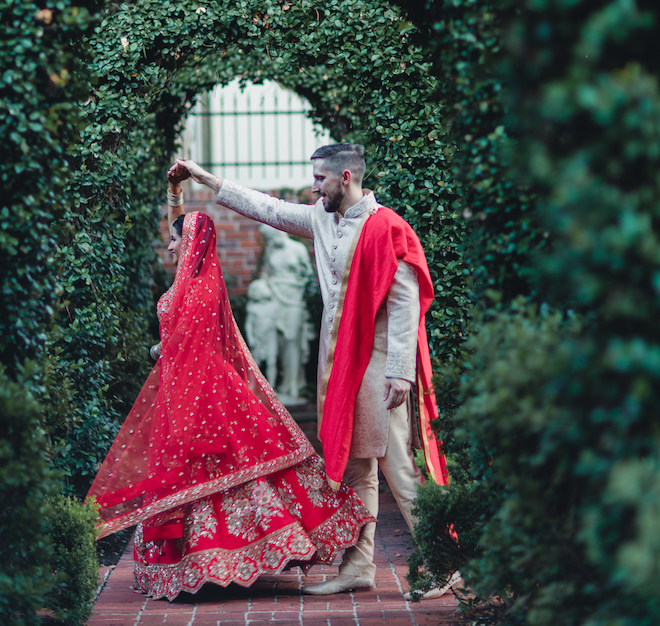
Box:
[172,214,185,236]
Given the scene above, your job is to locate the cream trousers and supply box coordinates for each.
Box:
[338,398,425,579]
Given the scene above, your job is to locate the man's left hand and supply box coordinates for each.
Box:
[384,377,412,410]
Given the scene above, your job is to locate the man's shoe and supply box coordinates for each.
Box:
[302,573,375,595]
[404,570,462,600]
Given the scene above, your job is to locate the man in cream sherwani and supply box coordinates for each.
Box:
[171,144,436,596]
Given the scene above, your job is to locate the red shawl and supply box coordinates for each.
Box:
[319,207,448,489]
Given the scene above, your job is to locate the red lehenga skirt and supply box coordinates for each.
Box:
[90,358,373,601]
[131,455,370,600]
[88,211,373,600]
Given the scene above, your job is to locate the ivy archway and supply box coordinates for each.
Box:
[47,0,469,491]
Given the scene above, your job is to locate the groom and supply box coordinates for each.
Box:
[169,144,449,595]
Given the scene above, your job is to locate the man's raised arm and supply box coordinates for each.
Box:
[171,159,315,239]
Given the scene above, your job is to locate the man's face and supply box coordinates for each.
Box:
[312,160,344,213]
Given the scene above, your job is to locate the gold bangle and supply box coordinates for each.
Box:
[167,190,184,206]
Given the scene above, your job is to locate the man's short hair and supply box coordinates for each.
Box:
[311,143,365,181]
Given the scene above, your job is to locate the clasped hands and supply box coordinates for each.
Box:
[167,159,215,189]
[167,160,190,187]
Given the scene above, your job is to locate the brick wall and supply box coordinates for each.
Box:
[158,187,315,296]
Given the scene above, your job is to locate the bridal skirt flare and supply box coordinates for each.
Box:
[87,213,373,601]
[132,456,370,600]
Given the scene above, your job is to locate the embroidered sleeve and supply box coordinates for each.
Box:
[385,261,420,383]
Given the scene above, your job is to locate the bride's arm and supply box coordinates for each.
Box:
[166,162,197,225]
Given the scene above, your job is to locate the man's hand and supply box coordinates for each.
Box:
[384,377,412,410]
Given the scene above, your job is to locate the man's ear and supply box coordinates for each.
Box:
[341,169,352,186]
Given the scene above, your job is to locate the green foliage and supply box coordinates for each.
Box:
[406,477,486,598]
[397,0,660,624]
[489,0,660,622]
[45,496,99,625]
[454,305,590,622]
[0,364,60,625]
[0,0,99,369]
[393,0,546,305]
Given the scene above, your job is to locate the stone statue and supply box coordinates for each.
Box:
[245,225,314,404]
[245,277,279,386]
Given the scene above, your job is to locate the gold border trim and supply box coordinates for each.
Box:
[132,497,373,600]
[417,357,439,485]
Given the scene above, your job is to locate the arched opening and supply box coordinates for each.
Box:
[40,0,463,496]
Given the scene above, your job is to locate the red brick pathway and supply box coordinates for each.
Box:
[90,492,460,625]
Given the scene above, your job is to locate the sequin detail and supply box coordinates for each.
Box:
[132,457,373,600]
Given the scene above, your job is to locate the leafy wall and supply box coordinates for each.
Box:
[1,0,104,620]
[397,1,660,624]
[38,0,472,494]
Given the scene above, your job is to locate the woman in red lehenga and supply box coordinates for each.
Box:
[86,183,373,601]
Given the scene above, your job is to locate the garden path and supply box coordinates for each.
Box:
[90,491,460,626]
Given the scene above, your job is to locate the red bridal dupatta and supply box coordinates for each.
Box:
[87,212,372,599]
[319,207,449,489]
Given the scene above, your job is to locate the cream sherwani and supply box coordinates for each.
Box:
[216,181,426,578]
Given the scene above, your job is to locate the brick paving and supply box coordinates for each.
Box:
[91,492,460,625]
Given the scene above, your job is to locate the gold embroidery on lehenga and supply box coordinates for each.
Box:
[185,497,218,548]
[132,493,373,601]
[292,456,341,508]
[221,481,286,540]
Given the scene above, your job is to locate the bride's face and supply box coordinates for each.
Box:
[168,228,182,264]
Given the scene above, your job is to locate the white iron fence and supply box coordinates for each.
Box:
[183,79,331,191]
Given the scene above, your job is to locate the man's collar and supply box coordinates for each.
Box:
[342,190,378,219]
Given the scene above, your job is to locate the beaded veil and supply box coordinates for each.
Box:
[88,212,316,538]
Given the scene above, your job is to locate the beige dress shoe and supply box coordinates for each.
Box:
[302,573,375,595]
[403,570,462,600]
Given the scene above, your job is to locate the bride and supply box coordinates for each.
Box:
[86,166,373,601]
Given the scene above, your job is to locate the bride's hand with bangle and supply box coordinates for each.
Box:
[168,159,221,194]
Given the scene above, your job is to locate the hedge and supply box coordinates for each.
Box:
[400,1,660,624]
[9,0,660,623]
[0,365,60,625]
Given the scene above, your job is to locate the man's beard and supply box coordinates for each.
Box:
[323,183,344,213]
